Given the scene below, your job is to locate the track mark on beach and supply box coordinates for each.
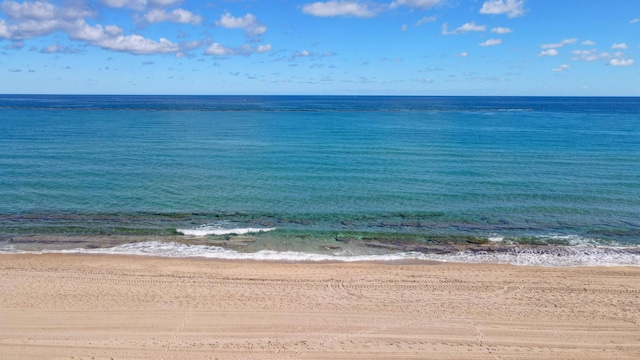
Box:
[464,318,500,357]
[336,280,360,300]
[464,318,484,347]
[518,285,640,296]
[492,283,524,298]
[160,300,195,359]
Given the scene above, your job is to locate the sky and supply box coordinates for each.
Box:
[0,0,638,95]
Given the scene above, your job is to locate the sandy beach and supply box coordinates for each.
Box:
[1,254,639,359]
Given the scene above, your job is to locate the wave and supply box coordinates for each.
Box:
[2,241,639,267]
[176,224,276,236]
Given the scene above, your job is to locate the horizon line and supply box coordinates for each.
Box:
[2,94,639,98]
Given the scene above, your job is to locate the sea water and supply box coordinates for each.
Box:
[1,95,639,266]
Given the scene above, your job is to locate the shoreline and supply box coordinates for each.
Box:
[1,253,639,359]
[3,238,640,267]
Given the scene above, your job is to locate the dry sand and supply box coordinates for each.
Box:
[1,254,639,359]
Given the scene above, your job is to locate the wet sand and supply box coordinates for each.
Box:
[1,253,639,359]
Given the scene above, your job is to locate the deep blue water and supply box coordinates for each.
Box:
[1,95,639,265]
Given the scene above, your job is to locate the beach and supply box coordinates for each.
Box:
[1,254,639,359]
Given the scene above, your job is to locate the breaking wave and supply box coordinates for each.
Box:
[2,241,639,267]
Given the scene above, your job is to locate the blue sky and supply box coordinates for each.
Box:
[0,0,638,95]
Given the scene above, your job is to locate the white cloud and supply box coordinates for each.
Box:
[0,1,265,57]
[1,0,56,19]
[205,42,233,56]
[217,12,254,28]
[552,64,570,72]
[401,24,408,31]
[490,26,512,34]
[458,51,468,57]
[540,38,577,49]
[572,49,611,61]
[1,0,92,21]
[611,43,627,49]
[98,35,179,55]
[205,42,272,57]
[480,38,502,46]
[630,18,639,24]
[255,44,272,53]
[148,0,182,7]
[179,39,205,51]
[292,50,313,59]
[235,43,272,56]
[59,7,94,20]
[390,0,441,10]
[70,22,122,42]
[100,0,182,10]
[302,1,380,18]
[1,19,58,39]
[0,1,96,40]
[100,0,147,11]
[539,49,558,56]
[442,22,486,35]
[70,21,179,55]
[217,12,267,36]
[39,44,62,53]
[0,1,185,55]
[39,44,77,53]
[479,0,525,18]
[415,16,436,26]
[608,58,634,66]
[0,20,11,38]
[143,8,202,24]
[582,40,595,45]
[403,16,436,31]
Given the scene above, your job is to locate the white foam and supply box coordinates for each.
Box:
[544,234,599,246]
[431,246,640,267]
[2,241,639,267]
[3,241,418,262]
[177,224,275,236]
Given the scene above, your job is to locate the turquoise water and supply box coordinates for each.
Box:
[1,95,639,265]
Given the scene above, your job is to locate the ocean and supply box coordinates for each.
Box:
[1,95,639,266]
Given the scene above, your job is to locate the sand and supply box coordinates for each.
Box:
[1,254,639,359]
